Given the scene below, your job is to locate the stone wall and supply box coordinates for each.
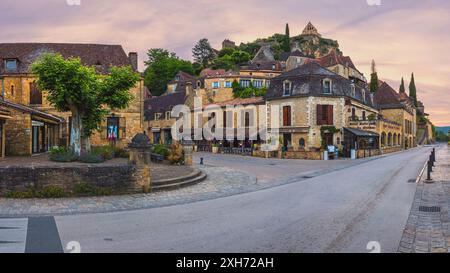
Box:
[4,108,32,156]
[0,162,147,195]
[253,149,322,160]
[1,76,145,150]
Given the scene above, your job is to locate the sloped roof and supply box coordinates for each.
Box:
[204,97,265,108]
[266,62,375,108]
[144,91,187,120]
[373,81,403,108]
[0,99,64,123]
[252,45,275,63]
[312,49,357,70]
[279,49,307,62]
[0,43,132,75]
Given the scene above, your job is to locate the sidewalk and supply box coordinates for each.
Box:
[398,145,450,253]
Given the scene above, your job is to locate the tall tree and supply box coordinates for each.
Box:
[192,38,216,67]
[369,59,379,92]
[32,53,140,156]
[409,73,418,106]
[144,48,194,96]
[283,23,291,52]
[399,77,406,93]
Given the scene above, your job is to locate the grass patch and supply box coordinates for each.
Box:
[4,185,67,199]
[73,182,113,196]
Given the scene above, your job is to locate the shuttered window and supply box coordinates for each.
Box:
[317,105,333,125]
[283,106,292,126]
[29,82,42,105]
[119,117,126,139]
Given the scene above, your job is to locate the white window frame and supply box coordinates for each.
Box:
[154,113,162,121]
[323,79,332,94]
[212,82,220,89]
[5,59,17,72]
[283,81,292,96]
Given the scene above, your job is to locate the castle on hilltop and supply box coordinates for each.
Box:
[301,22,322,37]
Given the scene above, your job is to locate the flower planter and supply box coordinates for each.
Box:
[212,146,219,154]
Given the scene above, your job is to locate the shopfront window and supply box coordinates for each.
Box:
[107,117,119,141]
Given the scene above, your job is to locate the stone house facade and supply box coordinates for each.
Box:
[0,43,145,156]
[0,104,11,159]
[265,62,379,158]
[374,81,417,150]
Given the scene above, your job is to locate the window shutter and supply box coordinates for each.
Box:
[327,105,334,125]
[317,105,323,125]
[100,119,107,139]
[119,117,126,139]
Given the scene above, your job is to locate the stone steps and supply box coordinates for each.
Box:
[152,169,207,191]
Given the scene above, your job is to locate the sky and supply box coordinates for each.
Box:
[0,0,449,126]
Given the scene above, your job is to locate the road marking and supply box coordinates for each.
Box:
[25,217,64,253]
[0,218,28,253]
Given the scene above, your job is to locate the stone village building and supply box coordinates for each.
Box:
[374,81,417,150]
[0,43,145,156]
[144,23,418,159]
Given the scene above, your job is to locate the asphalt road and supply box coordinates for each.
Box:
[53,147,432,253]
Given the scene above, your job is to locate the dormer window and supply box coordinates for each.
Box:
[5,59,17,72]
[361,89,366,103]
[351,84,356,97]
[175,75,180,81]
[283,81,292,96]
[272,64,276,70]
[323,79,332,94]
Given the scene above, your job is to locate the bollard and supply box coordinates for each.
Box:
[432,148,436,163]
[429,154,434,169]
[426,160,432,181]
[200,157,204,165]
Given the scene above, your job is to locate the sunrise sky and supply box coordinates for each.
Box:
[0,0,449,125]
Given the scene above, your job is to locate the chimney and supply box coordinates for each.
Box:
[185,82,193,96]
[128,52,138,72]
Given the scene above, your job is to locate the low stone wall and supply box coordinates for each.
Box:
[381,146,402,155]
[0,162,148,196]
[253,150,322,160]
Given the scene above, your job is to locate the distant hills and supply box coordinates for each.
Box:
[436,126,450,134]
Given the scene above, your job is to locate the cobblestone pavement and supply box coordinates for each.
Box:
[0,166,257,217]
[0,152,381,217]
[194,152,376,183]
[398,145,450,253]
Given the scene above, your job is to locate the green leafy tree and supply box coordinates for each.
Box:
[283,23,291,52]
[409,73,418,107]
[399,77,405,93]
[192,38,216,67]
[144,48,194,96]
[231,50,251,65]
[218,47,235,58]
[212,55,234,70]
[31,53,140,156]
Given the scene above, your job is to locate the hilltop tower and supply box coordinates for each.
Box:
[301,22,321,38]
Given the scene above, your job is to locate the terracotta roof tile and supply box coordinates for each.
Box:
[0,43,132,75]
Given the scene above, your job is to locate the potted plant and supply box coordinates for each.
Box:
[212,143,219,154]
